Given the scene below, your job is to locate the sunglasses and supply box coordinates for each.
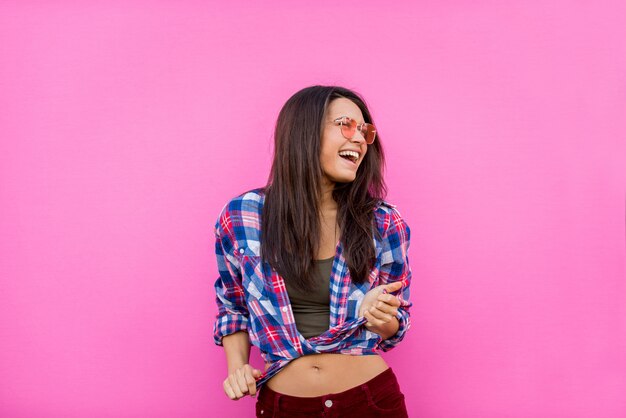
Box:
[332,116,377,144]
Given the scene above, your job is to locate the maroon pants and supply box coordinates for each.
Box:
[255,367,408,417]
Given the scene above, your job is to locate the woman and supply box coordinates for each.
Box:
[213,85,412,417]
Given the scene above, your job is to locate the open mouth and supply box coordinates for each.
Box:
[338,150,360,164]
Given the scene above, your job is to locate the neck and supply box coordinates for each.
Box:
[320,178,337,213]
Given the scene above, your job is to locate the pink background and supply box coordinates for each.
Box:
[1,1,625,417]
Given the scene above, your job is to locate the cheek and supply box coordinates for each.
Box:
[320,150,337,169]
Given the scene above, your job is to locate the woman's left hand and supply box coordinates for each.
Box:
[358,281,403,338]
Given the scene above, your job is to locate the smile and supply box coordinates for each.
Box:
[338,150,360,163]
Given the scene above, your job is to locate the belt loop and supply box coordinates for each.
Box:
[360,383,373,405]
[272,392,281,418]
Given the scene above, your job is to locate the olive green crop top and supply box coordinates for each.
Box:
[283,257,333,338]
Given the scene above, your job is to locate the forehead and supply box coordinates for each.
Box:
[327,97,365,122]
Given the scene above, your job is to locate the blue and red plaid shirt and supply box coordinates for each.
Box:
[212,188,412,389]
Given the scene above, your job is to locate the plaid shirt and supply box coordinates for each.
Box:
[212,188,412,389]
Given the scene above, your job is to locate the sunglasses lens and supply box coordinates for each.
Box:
[363,125,376,144]
[338,117,376,144]
[341,118,356,139]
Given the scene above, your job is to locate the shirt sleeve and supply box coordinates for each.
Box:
[377,206,413,352]
[212,212,250,346]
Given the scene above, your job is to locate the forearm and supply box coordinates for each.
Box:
[222,331,251,373]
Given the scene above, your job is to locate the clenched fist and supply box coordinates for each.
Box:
[223,364,262,400]
[358,281,403,338]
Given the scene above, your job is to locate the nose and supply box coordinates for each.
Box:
[350,130,366,144]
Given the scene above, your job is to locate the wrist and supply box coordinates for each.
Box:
[378,316,400,340]
[227,360,248,374]
[222,331,251,373]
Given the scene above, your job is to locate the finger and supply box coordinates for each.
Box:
[384,281,403,293]
[369,306,393,323]
[229,374,245,398]
[244,369,257,397]
[365,310,385,328]
[235,369,250,396]
[225,377,242,400]
[373,301,399,317]
[223,379,237,400]
[377,293,401,307]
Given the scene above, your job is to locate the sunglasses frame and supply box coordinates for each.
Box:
[332,116,377,144]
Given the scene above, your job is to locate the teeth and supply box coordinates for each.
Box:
[338,150,360,162]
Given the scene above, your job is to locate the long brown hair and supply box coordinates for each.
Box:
[260,85,387,291]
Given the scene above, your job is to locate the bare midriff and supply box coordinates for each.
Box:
[264,353,389,396]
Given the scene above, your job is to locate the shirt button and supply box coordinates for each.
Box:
[282,307,288,313]
[325,400,333,407]
[239,248,245,254]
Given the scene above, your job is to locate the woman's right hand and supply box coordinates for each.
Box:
[223,364,262,400]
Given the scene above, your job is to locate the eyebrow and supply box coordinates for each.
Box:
[333,115,366,124]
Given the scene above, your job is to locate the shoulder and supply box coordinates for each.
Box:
[221,187,265,214]
[373,199,399,223]
[215,187,266,233]
[375,199,397,212]
[373,199,410,238]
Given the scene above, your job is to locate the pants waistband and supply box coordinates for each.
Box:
[257,366,399,412]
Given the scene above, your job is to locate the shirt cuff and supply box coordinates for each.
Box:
[377,308,410,352]
[213,313,250,346]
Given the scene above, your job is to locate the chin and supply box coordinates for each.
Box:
[324,166,359,184]
[330,174,357,183]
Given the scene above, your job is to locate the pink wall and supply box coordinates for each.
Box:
[1,1,625,417]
